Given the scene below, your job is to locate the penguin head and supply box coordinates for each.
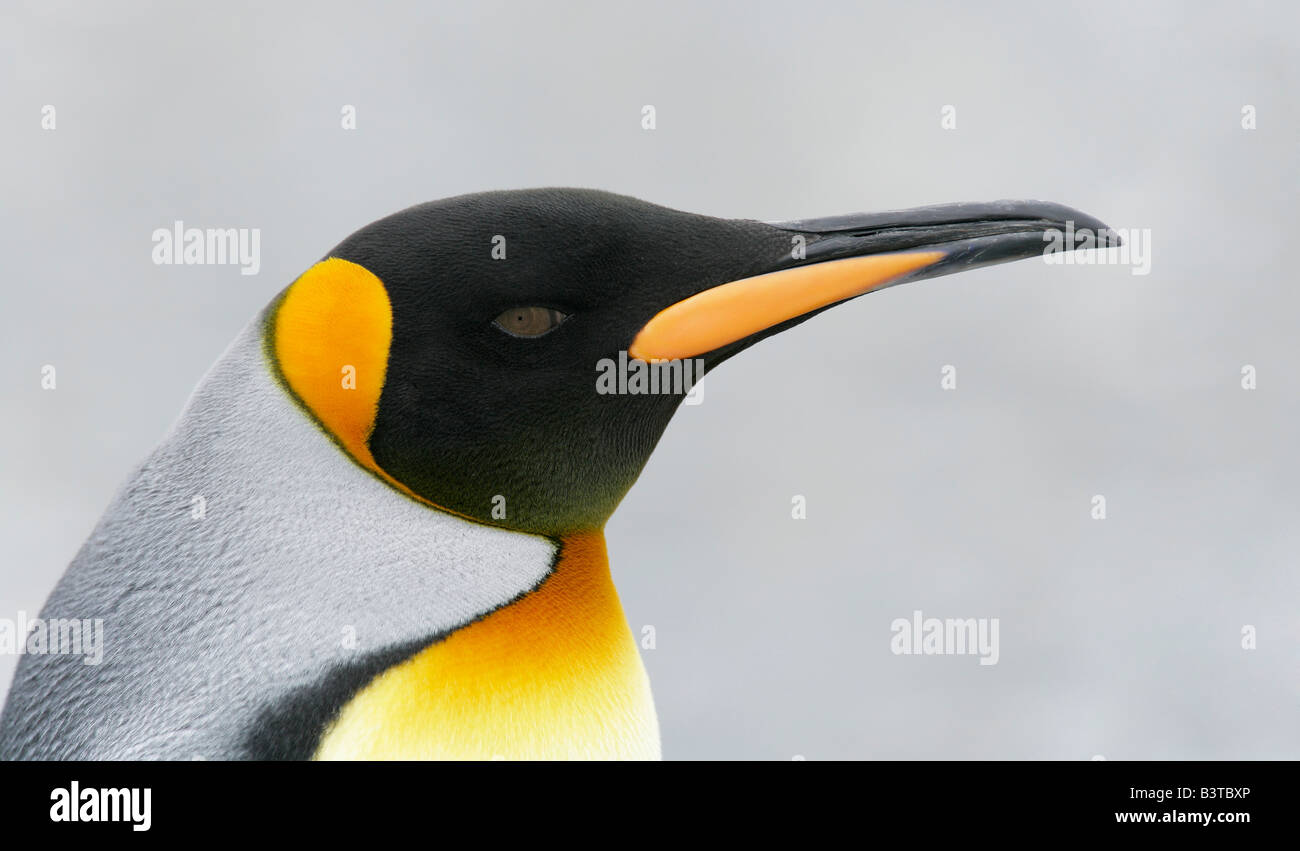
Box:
[268,188,1115,537]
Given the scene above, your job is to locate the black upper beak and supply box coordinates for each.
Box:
[629,199,1121,364]
[770,199,1122,283]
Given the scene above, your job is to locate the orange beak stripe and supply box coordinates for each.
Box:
[628,251,946,362]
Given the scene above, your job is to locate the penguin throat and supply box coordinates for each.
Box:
[312,531,661,760]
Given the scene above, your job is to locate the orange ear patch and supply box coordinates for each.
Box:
[271,257,393,471]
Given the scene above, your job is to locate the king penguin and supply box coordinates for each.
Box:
[0,189,1114,760]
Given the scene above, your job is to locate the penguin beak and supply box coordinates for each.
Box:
[628,200,1120,362]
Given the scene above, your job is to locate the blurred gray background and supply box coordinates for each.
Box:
[2,0,1296,759]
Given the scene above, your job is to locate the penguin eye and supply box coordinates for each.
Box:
[492,306,568,338]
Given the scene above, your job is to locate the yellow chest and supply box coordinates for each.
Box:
[313,532,660,760]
